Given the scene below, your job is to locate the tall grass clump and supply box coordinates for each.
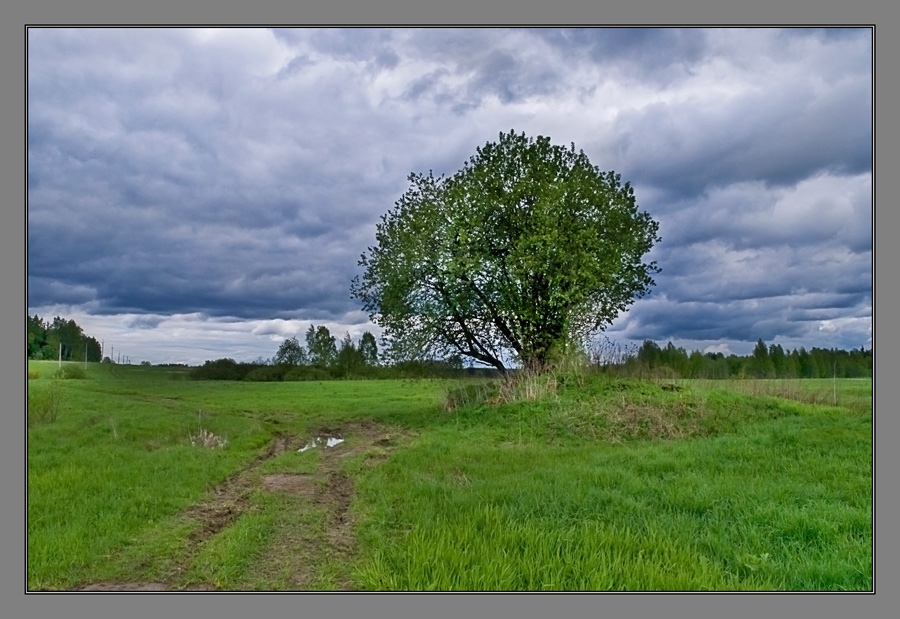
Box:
[443,343,590,411]
[53,364,87,380]
[444,381,499,411]
[588,336,640,378]
[188,411,229,448]
[28,379,62,426]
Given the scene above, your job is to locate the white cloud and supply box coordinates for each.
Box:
[703,343,734,355]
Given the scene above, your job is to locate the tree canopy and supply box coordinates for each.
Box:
[351,130,661,373]
[358,331,379,366]
[305,325,338,368]
[27,314,102,362]
[274,336,307,366]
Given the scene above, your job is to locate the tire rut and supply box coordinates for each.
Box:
[72,421,409,591]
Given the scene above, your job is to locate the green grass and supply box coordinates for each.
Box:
[27,360,872,591]
[354,403,870,590]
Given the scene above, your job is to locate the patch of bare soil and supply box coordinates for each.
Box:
[256,421,409,588]
[75,582,217,592]
[260,473,317,494]
[185,496,249,543]
[72,421,410,592]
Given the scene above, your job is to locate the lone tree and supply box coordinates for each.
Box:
[351,130,661,374]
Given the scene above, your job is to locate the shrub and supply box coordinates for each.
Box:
[284,366,330,381]
[244,366,288,382]
[54,364,87,380]
[391,360,466,379]
[190,358,251,381]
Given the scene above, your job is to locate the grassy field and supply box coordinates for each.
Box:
[26,360,872,591]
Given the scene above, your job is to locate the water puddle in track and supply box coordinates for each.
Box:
[298,436,345,452]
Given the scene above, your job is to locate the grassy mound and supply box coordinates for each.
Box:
[444,372,825,445]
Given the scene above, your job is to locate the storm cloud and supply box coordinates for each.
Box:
[27,27,872,364]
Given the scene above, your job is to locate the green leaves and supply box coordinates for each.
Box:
[274,337,307,366]
[351,130,661,372]
[306,325,338,368]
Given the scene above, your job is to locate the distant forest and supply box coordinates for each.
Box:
[27,314,872,380]
[193,334,872,382]
[618,339,872,380]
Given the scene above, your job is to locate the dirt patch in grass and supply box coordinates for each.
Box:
[252,420,409,589]
[259,432,296,459]
[261,473,317,494]
[185,496,250,543]
[75,581,217,592]
[71,420,411,592]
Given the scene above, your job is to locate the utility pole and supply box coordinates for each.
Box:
[833,361,837,406]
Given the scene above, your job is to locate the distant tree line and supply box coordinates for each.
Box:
[186,329,874,383]
[27,315,102,362]
[190,324,493,381]
[617,339,872,379]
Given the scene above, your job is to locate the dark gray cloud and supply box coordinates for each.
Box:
[533,27,708,82]
[27,27,872,363]
[465,48,561,104]
[609,78,871,202]
[395,29,566,113]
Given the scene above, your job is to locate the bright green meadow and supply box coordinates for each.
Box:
[27,360,872,591]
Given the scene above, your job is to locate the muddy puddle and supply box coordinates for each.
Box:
[298,436,345,452]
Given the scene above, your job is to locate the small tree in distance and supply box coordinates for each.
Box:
[359,331,379,366]
[335,332,368,377]
[351,130,661,374]
[274,336,307,366]
[750,338,775,378]
[306,325,338,368]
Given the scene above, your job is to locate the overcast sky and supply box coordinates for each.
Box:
[26,27,872,365]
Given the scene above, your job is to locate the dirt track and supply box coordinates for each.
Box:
[72,421,406,592]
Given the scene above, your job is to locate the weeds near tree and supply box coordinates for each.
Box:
[444,382,497,411]
[589,336,638,376]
